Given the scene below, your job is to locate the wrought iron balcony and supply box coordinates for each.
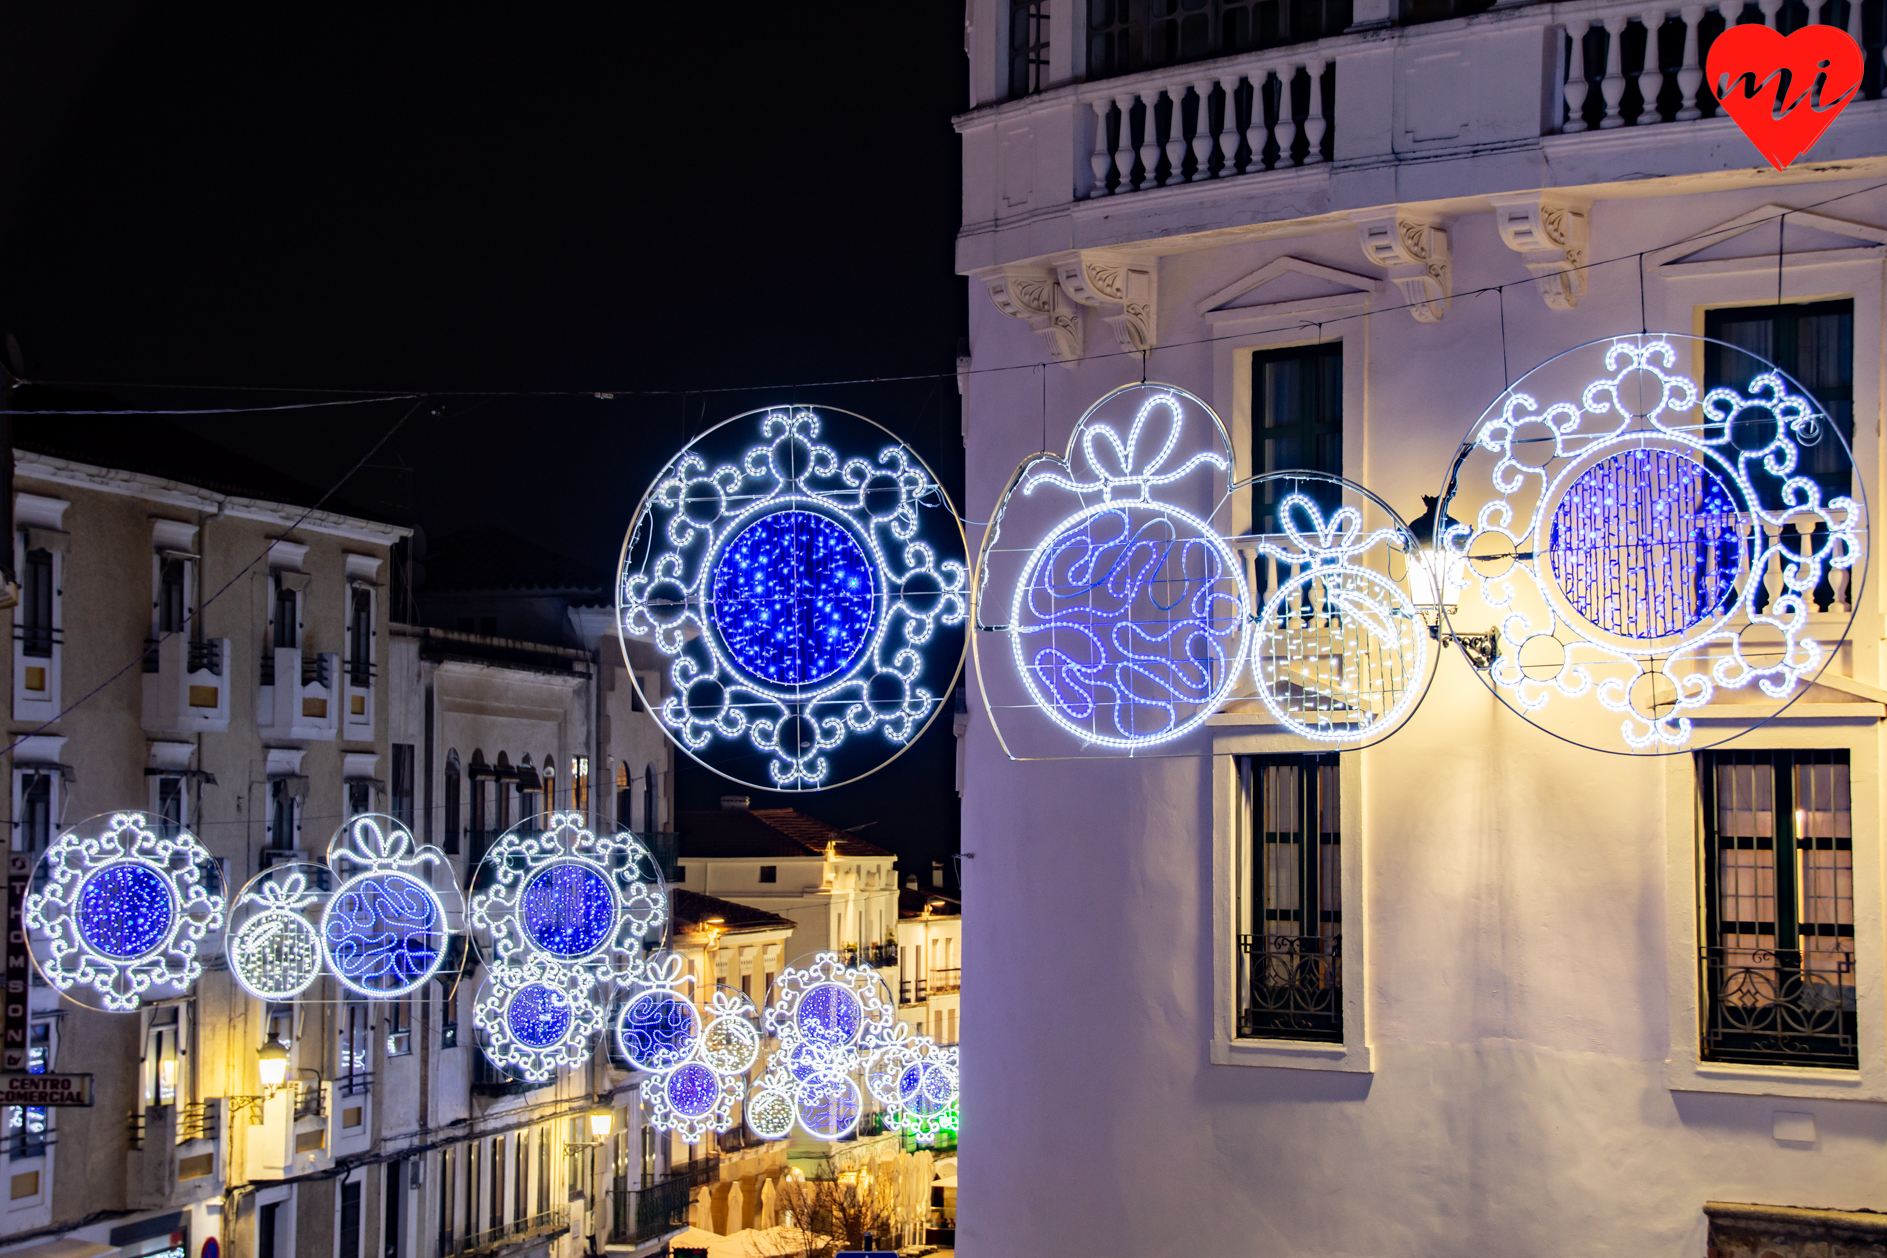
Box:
[338,1070,375,1098]
[177,1098,220,1144]
[607,1174,695,1246]
[1238,933,1342,1042]
[929,967,961,994]
[15,623,60,658]
[437,1206,567,1258]
[1702,946,1858,1069]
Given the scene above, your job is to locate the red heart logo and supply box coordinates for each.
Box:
[1707,23,1862,170]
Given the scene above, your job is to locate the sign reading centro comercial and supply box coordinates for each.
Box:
[0,1072,93,1106]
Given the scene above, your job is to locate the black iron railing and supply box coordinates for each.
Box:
[177,1099,219,1144]
[901,978,928,1005]
[302,654,331,688]
[143,637,161,674]
[1238,933,1342,1042]
[716,1124,770,1153]
[437,1206,566,1258]
[188,638,223,677]
[929,968,960,994]
[338,1070,374,1098]
[862,941,898,968]
[15,623,60,658]
[294,1083,326,1121]
[607,1175,695,1246]
[1702,947,1858,1068]
[1,1128,53,1159]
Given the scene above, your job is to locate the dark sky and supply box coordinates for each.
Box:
[0,3,972,876]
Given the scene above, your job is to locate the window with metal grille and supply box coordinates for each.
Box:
[1236,754,1341,1041]
[272,578,298,650]
[339,1178,362,1258]
[1704,299,1854,515]
[1698,749,1856,1068]
[156,775,186,840]
[391,744,415,830]
[1010,0,1050,98]
[18,771,53,853]
[19,549,53,657]
[350,587,373,685]
[1086,0,1351,78]
[1252,342,1344,595]
[158,557,187,634]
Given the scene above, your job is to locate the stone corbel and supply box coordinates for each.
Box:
[1487,192,1591,311]
[979,264,1082,364]
[1053,251,1159,354]
[1350,210,1451,323]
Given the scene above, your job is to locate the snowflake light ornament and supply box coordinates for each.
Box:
[24,812,225,1012]
[748,950,898,1141]
[1439,334,1866,752]
[617,956,758,1144]
[226,864,327,1000]
[1247,474,1433,745]
[474,955,607,1082]
[321,815,458,998]
[618,405,969,791]
[977,383,1248,753]
[864,1027,960,1147]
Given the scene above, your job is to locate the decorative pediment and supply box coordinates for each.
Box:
[1194,256,1383,325]
[1648,204,1887,277]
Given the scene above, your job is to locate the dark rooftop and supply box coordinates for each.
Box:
[421,525,610,594]
[671,888,796,935]
[678,806,894,860]
[900,887,960,919]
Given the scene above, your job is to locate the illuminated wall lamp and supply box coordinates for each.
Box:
[1409,494,1498,670]
[227,1032,295,1121]
[568,1108,615,1149]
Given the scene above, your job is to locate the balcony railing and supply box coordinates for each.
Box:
[345,656,376,687]
[188,639,223,676]
[716,1124,771,1154]
[901,979,929,1005]
[1238,933,1343,1042]
[437,1206,567,1258]
[929,967,961,994]
[294,1083,326,1121]
[177,1099,220,1145]
[15,623,60,658]
[1702,946,1858,1068]
[338,1070,375,1098]
[607,1177,694,1247]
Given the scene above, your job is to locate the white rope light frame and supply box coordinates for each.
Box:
[618,406,968,790]
[1442,336,1866,751]
[751,950,898,1141]
[24,812,225,1012]
[226,865,326,1001]
[620,957,756,1144]
[1247,482,1432,745]
[864,1028,960,1146]
[980,384,1250,751]
[474,955,607,1083]
[321,816,455,998]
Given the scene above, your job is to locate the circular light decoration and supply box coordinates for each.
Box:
[976,384,1247,755]
[618,405,969,790]
[622,960,755,1144]
[23,812,225,1012]
[321,816,458,998]
[861,1025,959,1146]
[1245,473,1436,747]
[1437,334,1867,752]
[469,812,666,975]
[751,950,898,1141]
[225,864,328,1001]
[473,956,604,1083]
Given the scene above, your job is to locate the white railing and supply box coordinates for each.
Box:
[1080,51,1338,197]
[1551,0,1866,132]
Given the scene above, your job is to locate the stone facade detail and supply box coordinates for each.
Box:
[1053,251,1158,353]
[979,263,1082,363]
[1488,192,1592,311]
[1351,209,1451,323]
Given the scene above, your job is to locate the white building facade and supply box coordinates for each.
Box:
[956,3,1887,1254]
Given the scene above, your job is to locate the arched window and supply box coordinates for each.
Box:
[517,755,541,826]
[444,750,462,856]
[644,765,656,833]
[494,752,512,833]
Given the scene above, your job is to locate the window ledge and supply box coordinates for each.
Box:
[1665,1057,1883,1102]
[1211,1036,1372,1073]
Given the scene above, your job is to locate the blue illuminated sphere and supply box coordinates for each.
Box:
[1548,449,1742,639]
[709,509,877,686]
[507,983,574,1048]
[899,1061,952,1116]
[520,862,615,958]
[76,863,175,959]
[618,989,698,1071]
[665,1062,720,1118]
[796,982,863,1047]
[796,1071,861,1139]
[321,871,443,995]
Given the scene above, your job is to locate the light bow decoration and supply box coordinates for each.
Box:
[864,1025,960,1147]
[1246,472,1433,746]
[321,815,458,998]
[469,812,667,1080]
[748,950,898,1141]
[23,811,225,1012]
[616,956,761,1143]
[618,405,969,791]
[976,384,1250,754]
[226,864,328,1001]
[1438,334,1867,752]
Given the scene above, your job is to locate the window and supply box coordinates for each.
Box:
[615,762,631,830]
[1086,0,1351,78]
[384,1161,403,1258]
[339,1177,363,1258]
[759,865,777,884]
[1252,341,1343,544]
[386,999,412,1056]
[489,1136,505,1230]
[156,775,186,839]
[640,1122,656,1187]
[1699,749,1856,1068]
[570,755,589,817]
[644,765,656,832]
[16,770,54,852]
[273,577,299,650]
[1705,300,1854,516]
[19,548,53,658]
[445,751,462,856]
[145,1005,183,1106]
[1009,0,1049,97]
[3,1021,52,1159]
[439,1147,457,1246]
[514,1131,529,1222]
[347,779,373,821]
[157,557,188,634]
[391,744,415,830]
[536,1125,551,1215]
[342,1000,373,1079]
[268,778,301,850]
[349,587,373,686]
[259,1201,282,1258]
[1236,754,1342,1042]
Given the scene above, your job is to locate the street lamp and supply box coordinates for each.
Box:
[589,1109,613,1140]
[256,1032,290,1090]
[1407,494,1498,669]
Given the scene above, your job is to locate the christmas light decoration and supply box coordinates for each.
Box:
[1247,481,1431,744]
[862,1026,960,1146]
[468,812,665,975]
[749,951,898,1141]
[982,384,1248,751]
[618,405,968,790]
[1440,334,1867,751]
[621,958,755,1144]
[226,867,325,1001]
[473,956,604,1082]
[23,812,225,1012]
[321,816,453,998]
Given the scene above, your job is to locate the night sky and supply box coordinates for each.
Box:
[0,3,972,875]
